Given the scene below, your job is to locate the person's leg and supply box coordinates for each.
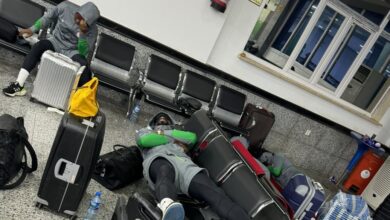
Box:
[3,40,54,96]
[149,157,177,201]
[149,157,184,220]
[188,172,250,220]
[70,54,91,87]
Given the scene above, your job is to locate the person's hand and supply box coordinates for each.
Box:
[19,28,33,38]
[175,141,189,153]
[79,19,88,34]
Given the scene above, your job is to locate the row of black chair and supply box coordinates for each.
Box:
[90,33,248,128]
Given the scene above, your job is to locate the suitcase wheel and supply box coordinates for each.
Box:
[30,97,36,103]
[35,202,43,209]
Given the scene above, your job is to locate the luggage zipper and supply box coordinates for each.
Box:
[295,176,316,220]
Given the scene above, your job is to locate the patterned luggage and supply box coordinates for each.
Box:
[31,50,82,110]
[319,191,371,220]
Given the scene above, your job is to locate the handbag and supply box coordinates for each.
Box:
[93,145,143,190]
[69,77,99,118]
[0,114,38,189]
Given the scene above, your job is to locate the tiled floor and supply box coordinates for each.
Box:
[0,48,187,219]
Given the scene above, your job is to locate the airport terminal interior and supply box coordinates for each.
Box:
[0,0,389,219]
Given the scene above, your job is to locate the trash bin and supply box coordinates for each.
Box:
[343,149,385,195]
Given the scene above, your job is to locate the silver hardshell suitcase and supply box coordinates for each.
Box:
[31,50,82,110]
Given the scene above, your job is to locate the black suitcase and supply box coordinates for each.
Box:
[220,164,290,220]
[183,110,218,145]
[239,103,275,158]
[112,193,161,220]
[196,135,243,184]
[0,17,17,43]
[36,112,106,218]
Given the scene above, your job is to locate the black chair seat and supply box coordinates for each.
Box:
[94,33,135,71]
[147,54,181,90]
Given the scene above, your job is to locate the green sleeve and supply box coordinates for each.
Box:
[77,38,89,58]
[33,19,42,32]
[268,166,283,177]
[170,130,197,146]
[137,133,169,148]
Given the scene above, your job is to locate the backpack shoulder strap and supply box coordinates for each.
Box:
[21,137,38,173]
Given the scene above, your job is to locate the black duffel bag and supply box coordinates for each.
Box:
[0,17,18,43]
[93,145,143,190]
[0,114,38,189]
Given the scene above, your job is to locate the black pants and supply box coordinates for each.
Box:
[149,158,250,220]
[22,39,91,86]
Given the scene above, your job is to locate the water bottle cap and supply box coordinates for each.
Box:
[95,192,102,197]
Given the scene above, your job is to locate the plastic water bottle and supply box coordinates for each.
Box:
[130,101,141,123]
[84,192,102,220]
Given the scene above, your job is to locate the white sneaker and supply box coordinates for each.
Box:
[157,198,185,220]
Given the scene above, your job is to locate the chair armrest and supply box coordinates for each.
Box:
[177,97,202,115]
[218,121,249,136]
[129,68,145,89]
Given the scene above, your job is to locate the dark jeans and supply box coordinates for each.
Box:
[149,158,250,220]
[22,39,91,86]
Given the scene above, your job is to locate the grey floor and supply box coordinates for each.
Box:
[0,47,189,219]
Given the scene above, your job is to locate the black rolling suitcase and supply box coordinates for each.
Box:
[112,193,161,220]
[239,103,275,158]
[36,112,106,219]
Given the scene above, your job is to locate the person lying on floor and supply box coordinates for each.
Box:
[136,112,250,220]
[2,1,100,97]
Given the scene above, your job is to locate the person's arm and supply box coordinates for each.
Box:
[77,26,97,58]
[163,129,197,147]
[30,3,64,33]
[136,128,197,149]
[136,128,169,149]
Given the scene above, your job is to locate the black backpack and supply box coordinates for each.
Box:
[0,114,38,189]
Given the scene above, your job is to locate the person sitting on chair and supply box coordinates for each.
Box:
[2,1,100,97]
[136,112,250,220]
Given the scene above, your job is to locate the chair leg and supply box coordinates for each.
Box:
[127,88,138,117]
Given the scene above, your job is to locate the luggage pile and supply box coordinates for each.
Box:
[260,153,326,220]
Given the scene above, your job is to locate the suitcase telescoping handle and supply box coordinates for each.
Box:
[54,158,81,184]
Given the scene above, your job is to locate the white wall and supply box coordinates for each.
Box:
[378,109,390,146]
[72,0,388,140]
[71,0,228,63]
[207,0,387,137]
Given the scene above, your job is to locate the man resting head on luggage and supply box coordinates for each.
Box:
[136,112,250,220]
[2,1,100,97]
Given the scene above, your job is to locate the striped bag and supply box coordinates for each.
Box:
[320,191,372,220]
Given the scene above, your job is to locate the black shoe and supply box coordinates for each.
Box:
[2,82,27,97]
